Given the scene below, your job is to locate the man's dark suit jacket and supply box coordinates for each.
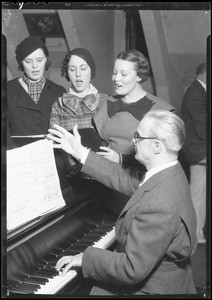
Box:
[80,151,197,295]
[181,79,206,163]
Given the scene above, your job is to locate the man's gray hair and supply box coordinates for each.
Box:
[143,110,185,154]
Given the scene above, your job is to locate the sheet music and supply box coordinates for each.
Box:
[7,139,66,231]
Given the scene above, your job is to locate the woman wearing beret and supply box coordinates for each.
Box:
[49,48,108,183]
[93,50,175,215]
[49,48,108,132]
[7,37,66,141]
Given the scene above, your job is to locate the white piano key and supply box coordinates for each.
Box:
[93,227,116,249]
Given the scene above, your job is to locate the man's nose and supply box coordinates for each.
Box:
[131,139,137,147]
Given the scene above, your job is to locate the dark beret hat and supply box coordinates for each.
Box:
[15,37,46,65]
[69,48,96,77]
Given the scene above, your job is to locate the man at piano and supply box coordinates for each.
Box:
[47,109,198,296]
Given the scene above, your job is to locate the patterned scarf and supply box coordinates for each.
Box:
[61,93,100,115]
[22,74,46,104]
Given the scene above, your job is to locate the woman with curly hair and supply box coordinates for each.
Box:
[49,48,108,132]
[49,48,108,185]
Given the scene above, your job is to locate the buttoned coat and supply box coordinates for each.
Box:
[7,78,66,136]
[81,151,197,295]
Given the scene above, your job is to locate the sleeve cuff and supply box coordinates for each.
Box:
[79,148,90,164]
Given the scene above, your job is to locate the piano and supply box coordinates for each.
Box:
[4,179,117,296]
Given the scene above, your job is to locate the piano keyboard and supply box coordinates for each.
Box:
[9,222,116,295]
[34,270,77,295]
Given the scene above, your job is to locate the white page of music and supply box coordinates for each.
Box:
[7,139,65,231]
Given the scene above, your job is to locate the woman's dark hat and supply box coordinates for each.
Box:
[15,37,45,65]
[69,48,96,77]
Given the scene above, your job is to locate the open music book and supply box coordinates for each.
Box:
[7,139,66,231]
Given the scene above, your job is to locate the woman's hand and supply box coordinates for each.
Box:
[55,253,83,276]
[47,124,87,160]
[96,147,120,163]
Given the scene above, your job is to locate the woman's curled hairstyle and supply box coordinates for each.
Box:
[61,48,96,81]
[116,49,151,83]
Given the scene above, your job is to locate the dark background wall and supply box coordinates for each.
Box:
[2,4,210,114]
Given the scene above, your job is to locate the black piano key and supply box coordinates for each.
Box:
[95,225,112,231]
[71,229,110,250]
[84,223,99,231]
[12,272,49,286]
[78,237,98,244]
[88,231,106,238]
[56,243,75,253]
[7,279,21,289]
[67,235,82,242]
[59,241,75,248]
[45,261,58,268]
[56,242,78,252]
[44,253,58,261]
[68,240,79,247]
[101,222,114,227]
[39,267,59,276]
[82,232,103,240]
[33,262,57,273]
[73,228,91,238]
[49,248,62,256]
[85,229,106,236]
[96,225,113,231]
[47,253,60,261]
[64,248,81,255]
[43,256,63,266]
[102,220,115,226]
[40,258,59,266]
[15,273,29,281]
[8,290,29,295]
[35,262,46,270]
[72,244,87,251]
[32,271,54,279]
[40,256,61,267]
[92,230,111,237]
[77,227,90,235]
[24,276,48,285]
[40,259,53,266]
[80,226,114,245]
[11,282,40,293]
[43,264,60,274]
[53,247,66,253]
[72,232,84,239]
[36,268,58,276]
[76,241,92,248]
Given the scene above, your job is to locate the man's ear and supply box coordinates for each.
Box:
[153,141,161,154]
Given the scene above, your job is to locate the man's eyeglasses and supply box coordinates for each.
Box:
[133,131,158,144]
